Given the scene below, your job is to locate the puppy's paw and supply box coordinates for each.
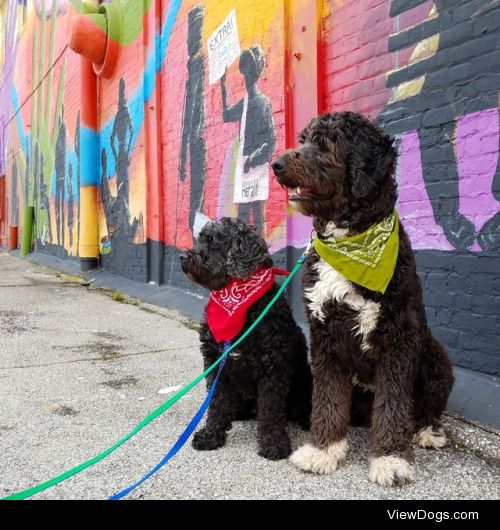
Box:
[258,436,292,461]
[289,440,347,474]
[369,455,415,487]
[414,425,447,449]
[192,428,226,451]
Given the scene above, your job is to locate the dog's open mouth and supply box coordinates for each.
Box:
[288,187,312,201]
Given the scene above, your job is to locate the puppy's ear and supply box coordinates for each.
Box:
[226,221,271,279]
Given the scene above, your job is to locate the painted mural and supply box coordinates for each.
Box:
[2,1,81,258]
[161,0,285,255]
[323,0,500,255]
[0,0,25,244]
[1,0,499,375]
[0,0,148,270]
[378,0,500,253]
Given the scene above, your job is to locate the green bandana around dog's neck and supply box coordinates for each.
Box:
[313,210,399,293]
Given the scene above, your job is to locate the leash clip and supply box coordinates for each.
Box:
[223,340,240,359]
[299,229,316,263]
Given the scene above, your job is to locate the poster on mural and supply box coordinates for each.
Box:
[233,96,270,203]
[207,10,241,85]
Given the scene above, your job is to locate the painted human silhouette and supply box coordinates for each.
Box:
[24,153,30,214]
[101,147,138,242]
[39,153,52,244]
[378,0,500,251]
[179,5,207,235]
[55,105,66,247]
[221,45,276,235]
[67,162,74,252]
[111,78,133,202]
[101,147,113,236]
[11,158,19,225]
[32,142,40,217]
[32,143,51,242]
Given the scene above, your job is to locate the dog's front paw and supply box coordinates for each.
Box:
[290,440,347,474]
[369,455,415,487]
[258,436,292,461]
[414,425,447,449]
[192,428,226,451]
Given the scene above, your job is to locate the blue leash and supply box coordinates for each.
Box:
[110,349,229,499]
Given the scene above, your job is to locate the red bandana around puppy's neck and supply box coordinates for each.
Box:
[206,266,289,343]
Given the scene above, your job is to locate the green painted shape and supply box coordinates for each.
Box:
[71,0,157,46]
[20,207,34,256]
[119,0,146,45]
[86,13,107,34]
[38,0,46,133]
[69,1,98,14]
[98,3,122,43]
[29,0,68,240]
[29,29,38,207]
[45,0,58,120]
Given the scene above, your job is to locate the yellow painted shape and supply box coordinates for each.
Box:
[409,34,439,65]
[201,0,282,51]
[390,76,426,103]
[79,185,99,258]
[388,32,439,101]
[388,5,440,102]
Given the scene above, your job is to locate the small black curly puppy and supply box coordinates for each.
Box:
[180,217,311,460]
[272,112,454,485]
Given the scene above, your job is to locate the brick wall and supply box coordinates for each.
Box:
[322,0,500,375]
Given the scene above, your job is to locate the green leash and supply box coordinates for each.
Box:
[3,252,308,500]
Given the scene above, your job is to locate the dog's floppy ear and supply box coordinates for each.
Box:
[350,153,376,199]
[226,220,271,279]
[350,135,396,199]
[351,169,375,198]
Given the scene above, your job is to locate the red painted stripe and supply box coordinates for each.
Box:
[81,59,97,130]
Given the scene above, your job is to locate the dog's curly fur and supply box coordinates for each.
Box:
[272,111,454,485]
[180,217,312,460]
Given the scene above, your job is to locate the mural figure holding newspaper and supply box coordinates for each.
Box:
[220,45,276,236]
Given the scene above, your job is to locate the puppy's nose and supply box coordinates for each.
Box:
[179,253,188,264]
[271,158,286,173]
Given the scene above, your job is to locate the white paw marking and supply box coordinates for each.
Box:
[369,455,415,487]
[414,426,447,449]
[289,439,347,475]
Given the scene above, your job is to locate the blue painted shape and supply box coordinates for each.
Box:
[81,126,99,187]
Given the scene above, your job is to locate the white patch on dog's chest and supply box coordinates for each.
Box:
[305,258,380,351]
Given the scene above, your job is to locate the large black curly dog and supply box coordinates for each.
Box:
[180,218,311,460]
[272,111,454,486]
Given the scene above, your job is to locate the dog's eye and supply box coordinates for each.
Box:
[310,133,330,151]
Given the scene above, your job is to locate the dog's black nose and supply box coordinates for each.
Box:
[271,158,285,173]
[179,253,188,263]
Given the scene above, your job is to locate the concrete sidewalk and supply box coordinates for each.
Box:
[0,251,499,500]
